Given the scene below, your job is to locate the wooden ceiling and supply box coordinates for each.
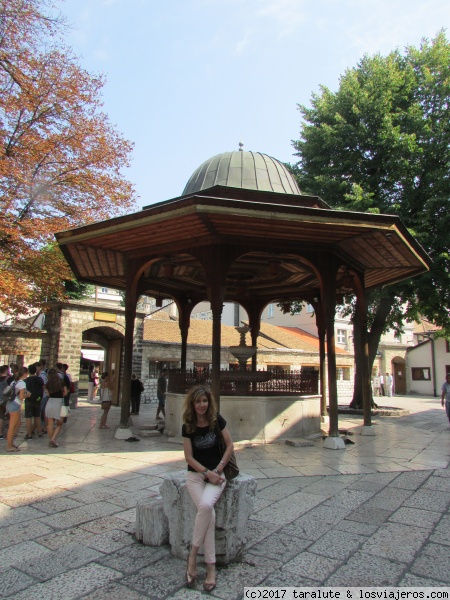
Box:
[56,186,430,305]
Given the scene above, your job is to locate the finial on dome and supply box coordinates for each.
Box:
[238,141,244,152]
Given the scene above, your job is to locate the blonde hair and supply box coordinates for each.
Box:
[182,385,217,434]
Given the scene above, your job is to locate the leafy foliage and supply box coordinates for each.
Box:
[0,0,137,317]
[292,32,450,336]
[292,32,450,406]
[63,279,95,300]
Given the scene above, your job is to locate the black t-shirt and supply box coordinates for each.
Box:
[182,414,226,472]
[25,375,44,402]
[130,378,142,396]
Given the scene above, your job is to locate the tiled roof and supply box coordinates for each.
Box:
[413,318,442,334]
[143,314,350,354]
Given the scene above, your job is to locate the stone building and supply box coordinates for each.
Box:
[0,300,354,405]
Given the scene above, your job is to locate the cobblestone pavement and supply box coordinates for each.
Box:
[1,394,449,598]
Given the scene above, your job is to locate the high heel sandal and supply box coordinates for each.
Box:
[203,581,216,592]
[185,557,197,589]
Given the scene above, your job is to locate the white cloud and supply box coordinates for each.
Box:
[256,0,308,36]
[234,30,253,55]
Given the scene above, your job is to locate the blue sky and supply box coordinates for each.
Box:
[61,0,450,209]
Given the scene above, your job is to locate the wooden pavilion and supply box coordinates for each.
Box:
[56,150,431,447]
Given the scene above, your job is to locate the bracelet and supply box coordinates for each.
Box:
[201,468,208,476]
[213,468,220,474]
[219,460,225,465]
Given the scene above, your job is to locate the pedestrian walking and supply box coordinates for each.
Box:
[99,371,114,429]
[441,373,450,426]
[130,373,144,416]
[6,366,30,452]
[386,372,393,397]
[37,360,48,433]
[379,372,385,396]
[0,364,10,440]
[45,368,69,448]
[156,368,168,420]
[24,363,44,439]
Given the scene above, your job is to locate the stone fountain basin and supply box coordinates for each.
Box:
[228,346,257,361]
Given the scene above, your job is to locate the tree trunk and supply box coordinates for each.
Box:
[349,294,395,409]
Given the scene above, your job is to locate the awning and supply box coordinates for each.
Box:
[81,349,105,362]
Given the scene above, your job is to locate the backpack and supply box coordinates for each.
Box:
[1,379,16,406]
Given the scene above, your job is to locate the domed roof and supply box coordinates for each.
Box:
[182,149,301,196]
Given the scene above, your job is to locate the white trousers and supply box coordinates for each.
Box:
[186,471,226,564]
[87,382,94,402]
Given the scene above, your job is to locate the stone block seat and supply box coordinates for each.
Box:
[135,470,257,565]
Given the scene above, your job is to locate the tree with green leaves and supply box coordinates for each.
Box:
[291,32,450,407]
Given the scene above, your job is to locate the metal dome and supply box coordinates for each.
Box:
[182,150,301,196]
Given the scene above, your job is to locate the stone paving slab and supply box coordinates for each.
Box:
[325,551,406,586]
[0,567,37,597]
[1,395,450,598]
[18,541,105,582]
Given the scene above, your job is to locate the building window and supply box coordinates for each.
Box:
[394,332,402,343]
[306,303,314,313]
[337,329,347,344]
[267,303,274,318]
[336,367,351,380]
[101,287,108,293]
[412,368,431,381]
[148,361,160,378]
[446,340,450,353]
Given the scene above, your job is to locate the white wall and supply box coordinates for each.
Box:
[407,338,450,395]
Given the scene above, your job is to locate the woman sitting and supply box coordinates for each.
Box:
[182,384,234,592]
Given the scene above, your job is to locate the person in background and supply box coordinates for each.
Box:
[130,373,144,416]
[379,372,385,396]
[87,365,95,402]
[372,373,381,397]
[0,365,10,440]
[441,373,450,427]
[37,360,48,434]
[99,371,114,429]
[62,363,77,409]
[386,372,393,397]
[156,367,168,420]
[182,384,234,592]
[93,367,100,399]
[6,366,30,452]
[45,367,68,448]
[7,363,18,385]
[24,363,44,439]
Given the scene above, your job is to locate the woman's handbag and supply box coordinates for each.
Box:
[217,427,239,480]
[60,405,70,418]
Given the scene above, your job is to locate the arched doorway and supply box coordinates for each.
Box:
[82,325,124,405]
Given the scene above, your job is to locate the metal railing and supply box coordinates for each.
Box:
[168,369,319,396]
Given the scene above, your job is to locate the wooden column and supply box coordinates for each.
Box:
[177,302,191,373]
[247,303,263,372]
[320,261,339,439]
[210,294,223,409]
[120,261,141,428]
[314,300,327,417]
[354,276,372,428]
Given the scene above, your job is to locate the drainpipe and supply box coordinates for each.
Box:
[430,335,437,397]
